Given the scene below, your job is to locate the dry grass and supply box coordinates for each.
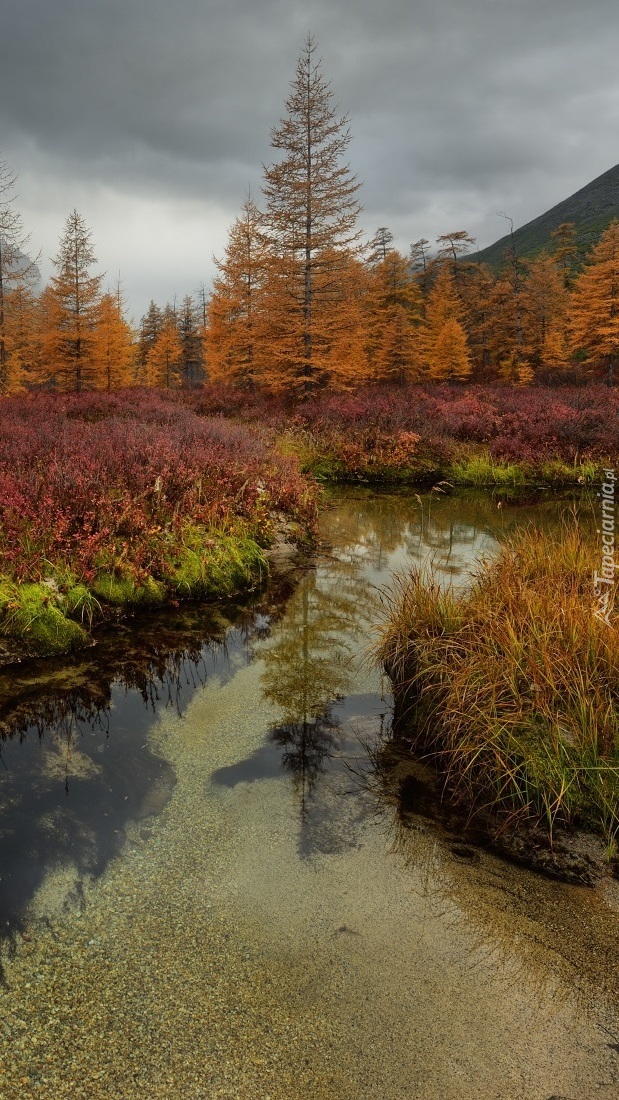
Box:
[378,517,619,844]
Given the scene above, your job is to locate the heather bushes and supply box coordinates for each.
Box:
[182,384,618,483]
[0,390,317,656]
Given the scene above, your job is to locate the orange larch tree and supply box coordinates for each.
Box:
[570,220,619,386]
[261,35,363,394]
[2,284,37,393]
[366,250,422,383]
[205,195,269,387]
[145,317,183,388]
[521,255,570,378]
[91,285,137,389]
[421,268,472,381]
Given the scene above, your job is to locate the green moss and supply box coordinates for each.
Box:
[165,526,268,599]
[91,572,167,607]
[0,580,88,655]
[63,582,100,625]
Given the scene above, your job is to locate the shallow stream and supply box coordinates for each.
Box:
[0,488,618,1100]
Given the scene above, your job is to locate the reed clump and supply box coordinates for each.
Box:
[379,519,619,844]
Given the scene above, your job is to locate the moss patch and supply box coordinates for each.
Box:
[0,580,89,656]
[91,572,167,607]
[164,526,268,599]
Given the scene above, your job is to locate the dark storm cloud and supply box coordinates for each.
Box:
[2,0,619,310]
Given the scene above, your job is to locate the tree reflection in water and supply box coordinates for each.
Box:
[260,545,381,852]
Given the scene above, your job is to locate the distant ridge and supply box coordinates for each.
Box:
[472,164,619,269]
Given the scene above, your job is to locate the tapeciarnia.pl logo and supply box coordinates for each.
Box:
[593,469,616,627]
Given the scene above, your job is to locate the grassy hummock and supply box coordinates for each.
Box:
[0,528,268,659]
[378,519,619,848]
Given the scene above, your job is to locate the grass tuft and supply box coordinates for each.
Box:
[378,518,619,844]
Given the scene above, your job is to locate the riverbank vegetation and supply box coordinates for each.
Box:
[177,382,617,486]
[378,520,619,851]
[0,391,316,658]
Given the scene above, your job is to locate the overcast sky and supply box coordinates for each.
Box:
[2,0,618,319]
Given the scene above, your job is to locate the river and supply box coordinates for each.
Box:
[0,487,617,1100]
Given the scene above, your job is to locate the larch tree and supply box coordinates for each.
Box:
[550,221,578,288]
[497,212,525,373]
[521,255,570,376]
[46,210,103,391]
[2,283,38,393]
[456,261,495,378]
[145,317,183,388]
[205,194,270,387]
[368,226,394,266]
[570,219,619,386]
[366,250,422,383]
[435,230,476,280]
[91,283,136,389]
[0,155,39,394]
[421,268,472,381]
[261,35,363,394]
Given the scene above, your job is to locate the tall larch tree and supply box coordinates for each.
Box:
[570,220,619,386]
[421,268,472,381]
[46,210,103,391]
[91,283,136,389]
[0,155,38,394]
[205,194,269,387]
[261,35,363,394]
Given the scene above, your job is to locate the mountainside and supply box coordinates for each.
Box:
[472,164,619,269]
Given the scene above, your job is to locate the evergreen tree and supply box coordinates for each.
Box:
[138,300,164,382]
[178,294,204,385]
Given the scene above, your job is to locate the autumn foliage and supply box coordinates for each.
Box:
[2,39,619,396]
[0,390,316,585]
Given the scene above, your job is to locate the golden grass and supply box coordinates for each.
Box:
[378,518,619,843]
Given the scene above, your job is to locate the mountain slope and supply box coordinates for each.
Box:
[473,164,619,268]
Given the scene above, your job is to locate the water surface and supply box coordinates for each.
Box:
[0,487,617,1100]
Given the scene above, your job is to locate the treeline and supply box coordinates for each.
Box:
[1,37,619,397]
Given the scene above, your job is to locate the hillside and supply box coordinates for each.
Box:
[472,163,619,269]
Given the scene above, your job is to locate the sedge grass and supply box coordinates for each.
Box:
[378,518,619,844]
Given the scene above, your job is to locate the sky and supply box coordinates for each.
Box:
[2,0,619,321]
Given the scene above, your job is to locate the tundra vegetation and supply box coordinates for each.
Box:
[1,38,618,858]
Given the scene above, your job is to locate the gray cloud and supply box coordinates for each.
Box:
[2,0,619,315]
